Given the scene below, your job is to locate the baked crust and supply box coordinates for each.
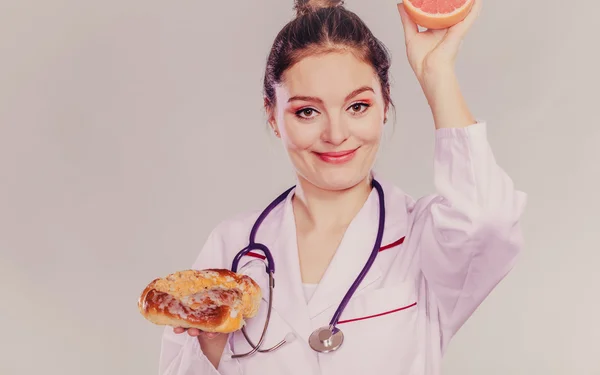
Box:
[138,269,262,333]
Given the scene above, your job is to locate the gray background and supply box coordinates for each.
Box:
[1,0,598,374]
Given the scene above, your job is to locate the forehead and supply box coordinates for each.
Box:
[279,51,381,99]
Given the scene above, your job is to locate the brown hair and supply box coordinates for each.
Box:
[263,0,394,116]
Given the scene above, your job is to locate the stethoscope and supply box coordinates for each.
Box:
[229,179,386,357]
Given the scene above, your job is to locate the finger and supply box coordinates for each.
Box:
[440,0,481,53]
[173,327,186,334]
[447,0,482,39]
[396,2,418,44]
[428,28,449,40]
[187,328,201,337]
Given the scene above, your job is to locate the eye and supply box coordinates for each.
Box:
[347,102,370,115]
[295,107,319,120]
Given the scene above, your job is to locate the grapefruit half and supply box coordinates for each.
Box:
[403,0,475,30]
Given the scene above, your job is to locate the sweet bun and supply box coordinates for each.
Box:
[138,269,262,333]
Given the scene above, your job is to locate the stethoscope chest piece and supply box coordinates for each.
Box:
[309,326,344,353]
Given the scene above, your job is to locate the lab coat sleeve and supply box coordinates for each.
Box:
[158,226,240,375]
[417,122,527,349]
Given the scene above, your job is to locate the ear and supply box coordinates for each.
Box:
[264,97,281,138]
[383,102,389,124]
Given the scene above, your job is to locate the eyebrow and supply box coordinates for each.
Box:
[287,86,375,104]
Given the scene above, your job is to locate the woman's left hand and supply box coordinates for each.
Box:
[397,0,482,94]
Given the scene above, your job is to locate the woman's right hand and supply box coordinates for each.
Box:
[173,327,222,340]
[173,327,228,368]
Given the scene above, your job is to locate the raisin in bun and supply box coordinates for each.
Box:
[138,269,262,333]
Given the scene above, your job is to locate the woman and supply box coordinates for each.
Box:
[158,0,526,374]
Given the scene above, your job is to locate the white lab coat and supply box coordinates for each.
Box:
[158,123,527,375]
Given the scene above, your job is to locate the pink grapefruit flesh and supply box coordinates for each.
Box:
[403,0,475,30]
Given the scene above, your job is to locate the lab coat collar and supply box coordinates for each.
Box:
[306,184,383,320]
[268,188,313,343]
[268,177,409,338]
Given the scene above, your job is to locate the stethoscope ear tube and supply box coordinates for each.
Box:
[230,272,288,358]
[230,246,250,273]
[231,186,293,274]
[231,243,275,274]
[327,180,386,330]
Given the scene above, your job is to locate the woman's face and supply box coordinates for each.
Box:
[271,51,387,192]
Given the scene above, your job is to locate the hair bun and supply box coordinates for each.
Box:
[294,0,345,16]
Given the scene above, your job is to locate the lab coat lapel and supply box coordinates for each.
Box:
[268,189,314,343]
[306,187,383,319]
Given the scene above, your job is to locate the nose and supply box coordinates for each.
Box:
[322,115,349,146]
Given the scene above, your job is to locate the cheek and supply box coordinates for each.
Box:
[352,120,383,145]
[281,119,321,151]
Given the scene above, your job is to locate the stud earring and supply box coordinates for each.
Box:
[274,129,279,136]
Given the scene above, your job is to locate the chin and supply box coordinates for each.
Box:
[311,172,369,192]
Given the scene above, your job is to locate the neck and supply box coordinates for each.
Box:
[292,175,373,232]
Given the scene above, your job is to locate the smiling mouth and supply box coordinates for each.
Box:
[314,148,359,164]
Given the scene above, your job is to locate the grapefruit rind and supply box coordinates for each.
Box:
[403,0,475,30]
